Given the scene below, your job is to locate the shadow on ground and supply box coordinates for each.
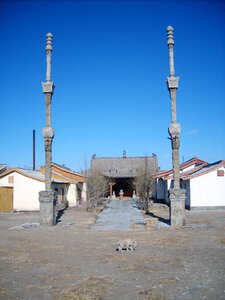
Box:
[56,209,65,224]
[145,211,170,225]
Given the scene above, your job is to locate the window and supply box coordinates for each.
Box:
[217,170,224,177]
[8,176,14,183]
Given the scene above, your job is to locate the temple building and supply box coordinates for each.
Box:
[91,151,158,198]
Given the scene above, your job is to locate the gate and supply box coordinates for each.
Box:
[0,187,13,212]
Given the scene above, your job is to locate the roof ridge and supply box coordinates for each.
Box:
[52,162,83,176]
[93,156,154,159]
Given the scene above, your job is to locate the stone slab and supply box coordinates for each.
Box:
[91,199,146,230]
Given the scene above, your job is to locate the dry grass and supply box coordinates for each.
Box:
[137,254,165,263]
[36,265,80,283]
[54,275,114,300]
[70,217,97,230]
[102,253,128,264]
[137,290,164,300]
[215,236,225,244]
[153,232,191,247]
[118,263,150,273]
[130,223,145,229]
[86,206,105,214]
[0,287,17,300]
[188,219,212,225]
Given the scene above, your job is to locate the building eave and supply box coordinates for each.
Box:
[51,163,86,182]
[152,157,209,179]
[0,168,45,182]
[182,160,225,181]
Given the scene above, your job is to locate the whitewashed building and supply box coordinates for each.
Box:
[153,157,225,210]
[0,168,68,211]
[0,163,86,212]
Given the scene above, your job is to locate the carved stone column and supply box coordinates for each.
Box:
[166,26,186,226]
[39,33,56,226]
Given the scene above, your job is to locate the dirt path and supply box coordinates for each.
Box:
[0,205,224,300]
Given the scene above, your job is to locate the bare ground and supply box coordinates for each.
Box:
[0,204,224,300]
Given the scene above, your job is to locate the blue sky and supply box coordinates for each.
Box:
[0,0,224,171]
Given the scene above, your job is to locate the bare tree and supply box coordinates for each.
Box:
[136,157,155,212]
[86,166,109,209]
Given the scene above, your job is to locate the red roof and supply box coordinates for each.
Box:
[153,157,208,179]
[153,159,224,181]
[182,160,225,181]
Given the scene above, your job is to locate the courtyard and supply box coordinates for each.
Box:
[0,204,224,300]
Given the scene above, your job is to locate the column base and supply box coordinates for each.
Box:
[169,188,186,227]
[39,190,56,226]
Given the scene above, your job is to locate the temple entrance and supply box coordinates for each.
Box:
[110,178,137,198]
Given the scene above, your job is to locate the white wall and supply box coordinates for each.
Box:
[0,172,44,211]
[157,178,164,200]
[67,183,77,206]
[156,179,169,204]
[0,173,14,187]
[81,182,87,202]
[14,173,45,211]
[181,164,196,173]
[190,167,225,208]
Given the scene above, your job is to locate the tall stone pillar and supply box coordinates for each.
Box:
[39,33,56,226]
[166,26,186,226]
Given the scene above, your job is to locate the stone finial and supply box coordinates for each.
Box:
[46,32,53,51]
[167,25,175,77]
[45,32,53,82]
[167,25,174,46]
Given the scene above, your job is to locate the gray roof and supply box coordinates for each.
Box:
[52,162,83,176]
[183,160,224,179]
[52,162,72,171]
[16,168,68,184]
[0,164,8,169]
[91,155,158,178]
[0,164,9,173]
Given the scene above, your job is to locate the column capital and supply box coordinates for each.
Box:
[42,81,55,94]
[43,127,54,139]
[166,76,179,89]
[168,123,181,136]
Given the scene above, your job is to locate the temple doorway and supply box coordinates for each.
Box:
[110,178,137,198]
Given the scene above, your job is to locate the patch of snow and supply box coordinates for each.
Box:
[8,223,40,230]
[57,222,75,227]
[153,221,171,230]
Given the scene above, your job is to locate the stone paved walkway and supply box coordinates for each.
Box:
[91,199,146,230]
